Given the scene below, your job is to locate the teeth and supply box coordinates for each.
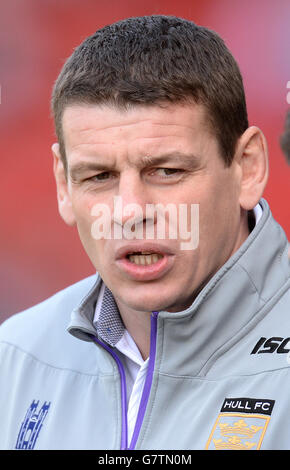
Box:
[128,253,163,265]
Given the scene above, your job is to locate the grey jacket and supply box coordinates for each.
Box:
[0,198,289,450]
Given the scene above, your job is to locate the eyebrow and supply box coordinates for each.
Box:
[68,152,201,180]
[69,162,111,181]
[140,152,201,167]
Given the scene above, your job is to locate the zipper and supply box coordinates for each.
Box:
[91,336,128,449]
[128,311,159,449]
[91,310,159,450]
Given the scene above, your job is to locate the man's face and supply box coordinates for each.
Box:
[56,102,247,313]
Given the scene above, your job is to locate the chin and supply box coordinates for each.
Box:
[120,288,181,313]
[126,299,166,313]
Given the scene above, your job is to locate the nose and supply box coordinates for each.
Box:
[112,170,152,231]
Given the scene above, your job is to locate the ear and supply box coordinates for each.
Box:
[51,143,76,226]
[236,126,269,210]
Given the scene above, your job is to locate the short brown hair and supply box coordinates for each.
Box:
[51,15,249,172]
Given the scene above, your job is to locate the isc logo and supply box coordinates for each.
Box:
[251,337,290,354]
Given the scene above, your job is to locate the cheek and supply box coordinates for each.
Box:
[73,197,116,271]
[199,190,240,261]
[70,197,100,253]
[74,206,93,238]
[71,192,99,230]
[76,218,107,270]
[196,178,235,239]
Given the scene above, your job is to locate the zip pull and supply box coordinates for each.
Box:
[128,311,159,449]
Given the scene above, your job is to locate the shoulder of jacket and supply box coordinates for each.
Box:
[0,274,98,362]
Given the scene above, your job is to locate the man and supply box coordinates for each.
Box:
[0,15,289,450]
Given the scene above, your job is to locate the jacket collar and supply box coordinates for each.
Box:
[67,198,289,375]
[67,277,124,346]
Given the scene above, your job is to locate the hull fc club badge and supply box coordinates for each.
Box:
[206,397,275,450]
[15,400,51,449]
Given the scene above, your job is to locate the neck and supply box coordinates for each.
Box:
[116,299,151,360]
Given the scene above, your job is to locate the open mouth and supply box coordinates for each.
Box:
[126,251,164,265]
[115,243,174,281]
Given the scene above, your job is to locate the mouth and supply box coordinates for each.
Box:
[115,244,175,281]
[126,251,164,265]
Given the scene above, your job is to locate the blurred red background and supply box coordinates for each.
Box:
[1,0,289,322]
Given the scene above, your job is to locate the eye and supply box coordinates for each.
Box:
[89,171,112,181]
[154,168,183,177]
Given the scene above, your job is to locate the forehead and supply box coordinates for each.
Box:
[61,102,215,159]
[62,104,208,139]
